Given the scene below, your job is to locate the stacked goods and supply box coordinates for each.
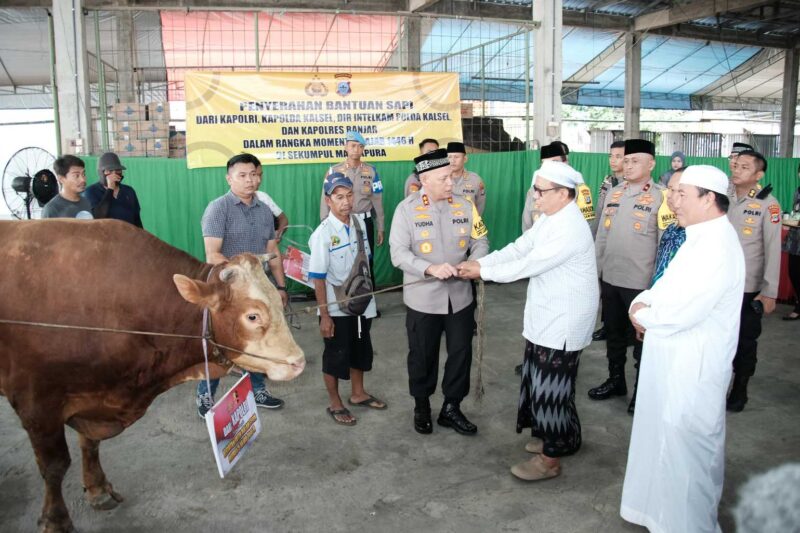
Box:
[115,139,146,157]
[146,138,169,158]
[110,102,146,156]
[169,128,186,159]
[107,101,173,157]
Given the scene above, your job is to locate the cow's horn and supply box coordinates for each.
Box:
[258,253,277,266]
[219,267,236,283]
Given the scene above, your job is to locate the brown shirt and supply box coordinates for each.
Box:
[390,190,489,314]
[320,161,385,231]
[452,170,486,215]
[727,186,782,297]
[595,179,665,290]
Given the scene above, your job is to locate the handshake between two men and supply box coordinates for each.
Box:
[425,261,482,280]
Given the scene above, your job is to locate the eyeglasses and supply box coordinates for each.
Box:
[532,185,564,196]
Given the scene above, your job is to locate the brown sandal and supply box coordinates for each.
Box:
[327,407,356,426]
[348,394,387,410]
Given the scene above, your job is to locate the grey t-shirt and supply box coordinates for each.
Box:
[41,195,94,219]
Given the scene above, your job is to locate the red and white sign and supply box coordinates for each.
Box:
[204,374,262,478]
[282,246,313,288]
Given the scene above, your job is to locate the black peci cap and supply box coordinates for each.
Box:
[624,139,655,156]
[414,148,450,174]
[540,142,566,160]
[446,141,466,154]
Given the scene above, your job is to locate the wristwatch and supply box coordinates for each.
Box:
[275,285,287,292]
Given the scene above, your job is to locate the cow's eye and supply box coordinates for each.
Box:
[247,314,258,322]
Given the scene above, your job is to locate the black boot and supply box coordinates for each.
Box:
[726,374,750,413]
[514,363,523,376]
[592,326,607,341]
[588,369,627,400]
[437,401,477,435]
[413,397,432,434]
[627,369,640,415]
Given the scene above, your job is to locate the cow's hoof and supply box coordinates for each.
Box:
[38,517,78,533]
[86,484,124,510]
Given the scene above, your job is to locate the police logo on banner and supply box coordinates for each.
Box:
[305,76,328,97]
[335,73,353,97]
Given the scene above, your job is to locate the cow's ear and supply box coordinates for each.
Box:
[173,275,219,309]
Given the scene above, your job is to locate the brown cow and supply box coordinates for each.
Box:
[0,219,305,533]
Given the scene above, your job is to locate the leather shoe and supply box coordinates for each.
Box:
[514,363,523,376]
[511,455,561,481]
[588,376,627,400]
[414,407,432,434]
[726,374,749,413]
[591,326,607,341]
[437,403,477,435]
[525,438,543,454]
[627,396,635,414]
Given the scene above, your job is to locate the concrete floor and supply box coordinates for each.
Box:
[1,281,798,532]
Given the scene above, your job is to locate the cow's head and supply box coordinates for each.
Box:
[173,254,305,381]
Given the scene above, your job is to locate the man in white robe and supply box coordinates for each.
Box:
[458,160,598,481]
[622,165,745,532]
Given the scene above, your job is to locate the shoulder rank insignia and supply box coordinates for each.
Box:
[756,184,773,199]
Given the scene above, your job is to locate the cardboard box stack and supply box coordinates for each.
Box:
[146,138,169,158]
[109,101,172,157]
[169,128,186,159]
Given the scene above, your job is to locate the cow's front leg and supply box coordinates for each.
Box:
[78,433,124,510]
[24,422,76,533]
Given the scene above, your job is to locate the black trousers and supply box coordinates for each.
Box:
[406,304,473,402]
[601,280,643,373]
[733,292,762,377]
[364,215,378,291]
[789,254,800,313]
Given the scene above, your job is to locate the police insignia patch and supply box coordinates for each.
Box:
[458,239,466,248]
[633,222,642,231]
[331,236,341,246]
[743,227,753,236]
[420,242,433,254]
[768,204,780,224]
[604,218,611,229]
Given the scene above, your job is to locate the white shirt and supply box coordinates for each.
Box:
[478,201,598,351]
[308,212,376,318]
[621,214,745,533]
[255,191,283,217]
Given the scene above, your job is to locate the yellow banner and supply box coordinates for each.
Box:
[185,71,463,168]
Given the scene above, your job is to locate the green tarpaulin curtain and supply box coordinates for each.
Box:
[82,152,800,290]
